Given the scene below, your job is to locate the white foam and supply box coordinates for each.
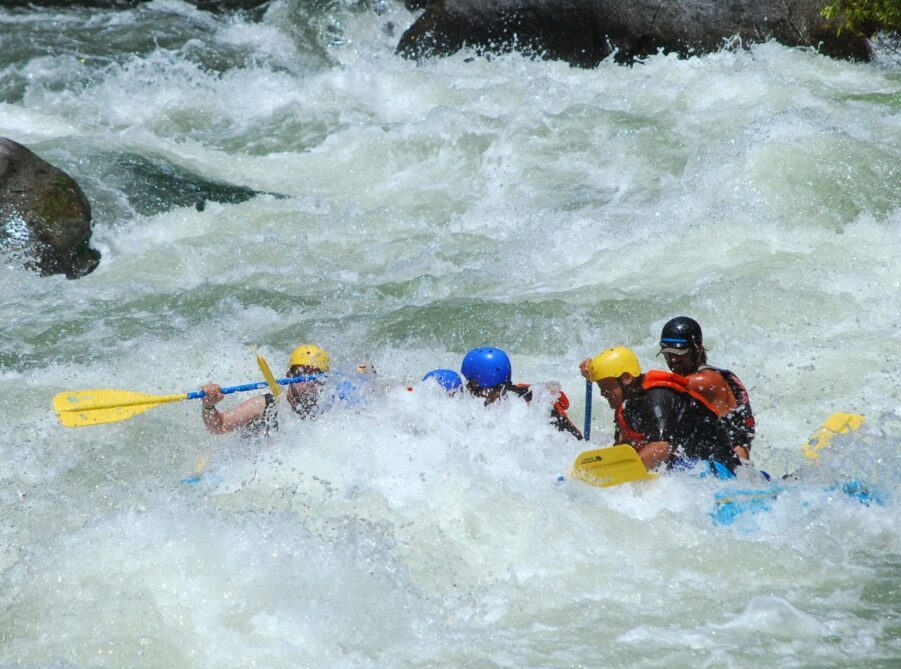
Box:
[2,6,899,666]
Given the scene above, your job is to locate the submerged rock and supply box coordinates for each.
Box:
[0,138,100,279]
[397,0,872,66]
[95,152,276,216]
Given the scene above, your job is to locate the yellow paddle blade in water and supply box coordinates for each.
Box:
[252,346,282,399]
[571,444,658,488]
[804,412,866,460]
[53,389,189,427]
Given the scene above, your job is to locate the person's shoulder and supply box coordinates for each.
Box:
[690,368,726,382]
[233,393,270,421]
[686,369,730,391]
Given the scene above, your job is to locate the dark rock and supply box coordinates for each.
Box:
[0,1,140,5]
[0,0,272,12]
[94,152,278,217]
[0,138,100,279]
[397,0,872,66]
[191,0,271,11]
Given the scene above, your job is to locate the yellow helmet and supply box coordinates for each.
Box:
[289,344,330,371]
[588,346,641,382]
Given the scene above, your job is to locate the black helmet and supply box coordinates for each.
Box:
[659,316,703,352]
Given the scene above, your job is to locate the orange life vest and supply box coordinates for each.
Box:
[615,404,648,448]
[642,369,719,413]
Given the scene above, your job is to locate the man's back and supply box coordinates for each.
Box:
[623,386,737,469]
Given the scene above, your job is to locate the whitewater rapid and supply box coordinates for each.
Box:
[1,1,899,667]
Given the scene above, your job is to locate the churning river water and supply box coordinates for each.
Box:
[1,1,899,667]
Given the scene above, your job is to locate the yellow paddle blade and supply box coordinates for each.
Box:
[53,389,189,427]
[571,444,658,488]
[804,412,866,460]
[192,456,209,475]
[252,346,282,399]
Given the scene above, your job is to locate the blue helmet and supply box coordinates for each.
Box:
[423,369,463,393]
[461,347,512,388]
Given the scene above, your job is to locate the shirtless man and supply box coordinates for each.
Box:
[201,344,330,436]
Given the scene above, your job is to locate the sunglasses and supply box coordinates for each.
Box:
[660,347,692,356]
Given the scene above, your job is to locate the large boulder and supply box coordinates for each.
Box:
[397,0,872,66]
[0,138,100,279]
[1,1,269,8]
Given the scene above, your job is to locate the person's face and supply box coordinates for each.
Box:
[466,380,503,404]
[466,379,486,396]
[662,348,697,375]
[597,377,624,409]
[286,364,323,404]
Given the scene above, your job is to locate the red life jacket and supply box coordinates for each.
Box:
[615,370,719,449]
[515,383,582,439]
[554,389,570,419]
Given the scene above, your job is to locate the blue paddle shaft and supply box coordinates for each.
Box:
[186,374,323,400]
[584,380,592,441]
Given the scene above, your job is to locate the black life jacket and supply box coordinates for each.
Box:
[616,370,737,472]
[241,393,279,438]
[614,370,719,447]
[699,365,756,449]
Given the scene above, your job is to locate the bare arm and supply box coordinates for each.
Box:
[201,383,268,434]
[637,440,672,470]
[686,370,736,416]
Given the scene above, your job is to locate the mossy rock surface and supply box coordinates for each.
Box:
[0,137,100,278]
[397,0,872,66]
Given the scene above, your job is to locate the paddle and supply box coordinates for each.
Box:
[570,444,658,488]
[183,348,286,484]
[803,412,865,460]
[252,346,283,400]
[583,379,592,441]
[53,375,322,428]
[713,411,868,525]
